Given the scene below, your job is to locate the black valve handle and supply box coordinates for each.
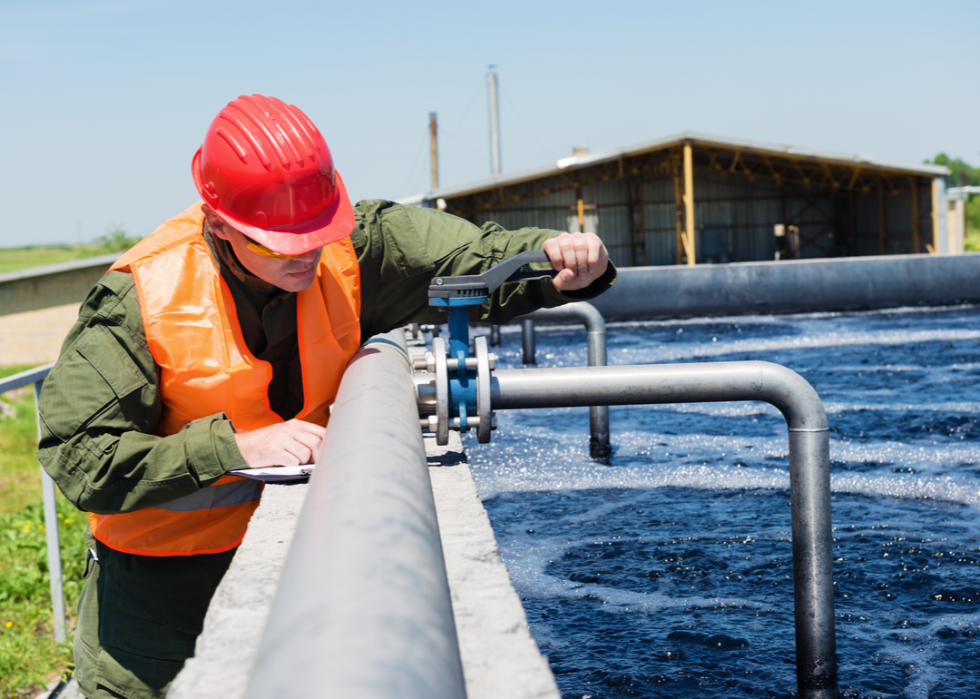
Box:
[429,249,558,300]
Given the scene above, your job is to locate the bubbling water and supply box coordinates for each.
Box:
[464,305,980,698]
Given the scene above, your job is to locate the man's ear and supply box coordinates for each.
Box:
[201,205,231,241]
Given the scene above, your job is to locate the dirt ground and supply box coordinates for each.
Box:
[0,304,81,368]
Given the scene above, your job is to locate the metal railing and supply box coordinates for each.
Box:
[244,331,467,699]
[0,363,64,643]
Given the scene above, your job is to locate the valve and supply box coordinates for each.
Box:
[421,250,556,445]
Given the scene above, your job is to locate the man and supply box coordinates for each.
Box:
[38,94,614,699]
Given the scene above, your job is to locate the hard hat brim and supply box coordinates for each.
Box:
[192,148,356,256]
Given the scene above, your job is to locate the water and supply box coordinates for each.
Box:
[462,306,980,698]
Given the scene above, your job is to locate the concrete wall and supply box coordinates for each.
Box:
[588,252,980,321]
[0,254,119,317]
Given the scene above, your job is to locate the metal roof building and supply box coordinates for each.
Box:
[405,133,953,268]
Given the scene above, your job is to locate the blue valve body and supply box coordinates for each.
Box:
[429,296,485,431]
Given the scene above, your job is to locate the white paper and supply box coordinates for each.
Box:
[230,463,315,482]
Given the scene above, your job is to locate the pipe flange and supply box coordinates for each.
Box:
[432,336,450,445]
[475,335,493,443]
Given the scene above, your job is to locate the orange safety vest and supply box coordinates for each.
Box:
[90,202,361,556]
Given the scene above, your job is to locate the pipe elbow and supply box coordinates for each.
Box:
[756,361,828,432]
[522,301,606,334]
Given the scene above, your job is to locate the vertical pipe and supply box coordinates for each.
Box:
[521,319,536,365]
[848,190,856,257]
[586,327,610,461]
[576,186,585,232]
[517,302,611,460]
[878,179,886,255]
[789,429,837,697]
[489,324,501,347]
[35,380,65,644]
[488,71,501,178]
[683,142,696,265]
[909,176,919,253]
[430,112,439,191]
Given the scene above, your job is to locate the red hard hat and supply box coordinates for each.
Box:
[191,94,355,255]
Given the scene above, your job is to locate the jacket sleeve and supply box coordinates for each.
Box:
[37,271,246,515]
[353,200,617,338]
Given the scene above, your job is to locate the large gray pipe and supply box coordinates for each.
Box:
[245,331,466,699]
[515,302,610,459]
[491,361,837,698]
[589,253,980,321]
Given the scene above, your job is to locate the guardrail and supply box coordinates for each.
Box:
[244,331,467,699]
[0,363,64,643]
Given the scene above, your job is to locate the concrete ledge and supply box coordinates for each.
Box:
[590,253,980,320]
[168,482,308,699]
[0,255,120,317]
[168,434,558,699]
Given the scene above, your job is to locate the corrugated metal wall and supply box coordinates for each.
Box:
[471,170,932,267]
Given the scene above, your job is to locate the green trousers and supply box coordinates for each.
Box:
[74,540,236,699]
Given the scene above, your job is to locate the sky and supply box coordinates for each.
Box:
[1,0,977,248]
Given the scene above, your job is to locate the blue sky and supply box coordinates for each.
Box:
[1,0,977,247]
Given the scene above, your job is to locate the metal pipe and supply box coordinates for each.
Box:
[587,254,980,322]
[520,318,535,364]
[36,380,66,644]
[430,112,439,191]
[490,360,836,698]
[245,331,467,699]
[488,71,501,177]
[489,324,501,347]
[515,302,610,459]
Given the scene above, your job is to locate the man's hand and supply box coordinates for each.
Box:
[542,232,609,292]
[234,420,325,469]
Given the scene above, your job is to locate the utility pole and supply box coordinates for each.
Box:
[487,67,501,177]
[429,112,439,191]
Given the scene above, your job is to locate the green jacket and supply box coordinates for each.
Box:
[38,200,615,516]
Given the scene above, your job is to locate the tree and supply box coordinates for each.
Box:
[96,225,140,253]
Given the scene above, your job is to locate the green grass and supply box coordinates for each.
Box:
[965,227,980,253]
[0,368,44,514]
[0,366,88,697]
[0,503,87,698]
[0,245,110,275]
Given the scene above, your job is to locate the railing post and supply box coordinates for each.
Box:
[35,379,66,644]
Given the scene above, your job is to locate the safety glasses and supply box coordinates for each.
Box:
[244,238,303,261]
